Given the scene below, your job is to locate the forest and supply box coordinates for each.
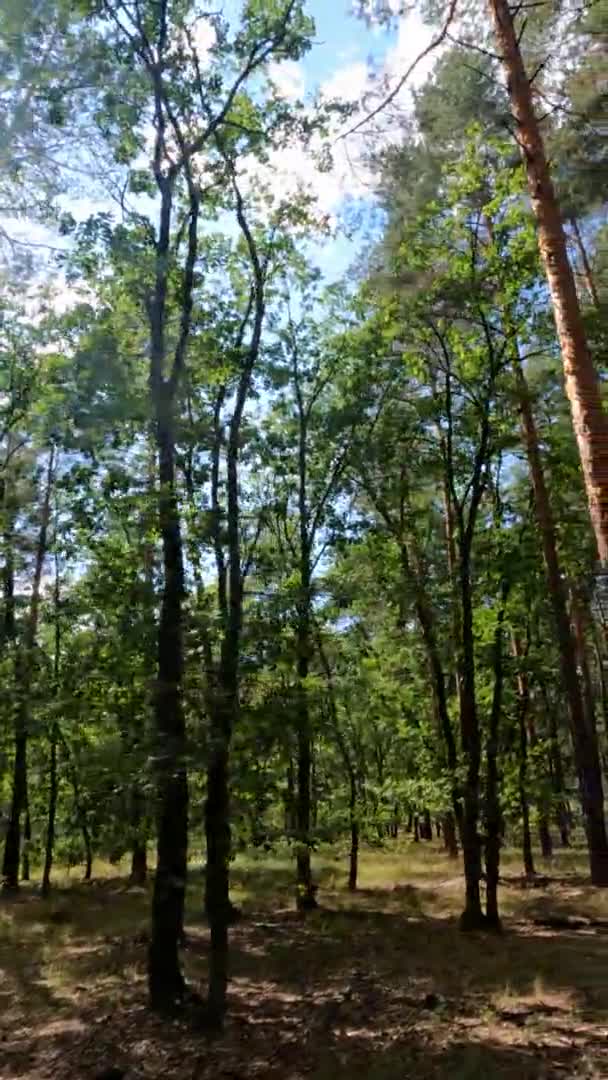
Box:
[0,0,607,1077]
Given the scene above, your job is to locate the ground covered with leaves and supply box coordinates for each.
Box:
[2,842,608,1080]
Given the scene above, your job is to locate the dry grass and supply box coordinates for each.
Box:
[1,839,608,1079]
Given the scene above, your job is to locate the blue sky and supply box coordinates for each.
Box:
[12,2,435,304]
[264,3,431,280]
[303,2,397,85]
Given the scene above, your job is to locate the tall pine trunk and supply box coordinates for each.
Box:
[488,0,608,564]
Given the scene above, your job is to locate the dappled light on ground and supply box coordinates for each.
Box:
[1,842,608,1078]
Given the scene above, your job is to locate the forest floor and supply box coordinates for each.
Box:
[1,841,608,1080]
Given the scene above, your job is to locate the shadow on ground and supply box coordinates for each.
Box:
[1,850,608,1079]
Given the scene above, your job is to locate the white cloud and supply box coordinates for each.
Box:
[267,59,306,101]
[240,12,437,222]
[322,61,370,105]
[191,18,217,60]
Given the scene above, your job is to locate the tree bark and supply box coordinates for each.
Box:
[458,551,485,929]
[21,805,31,882]
[542,688,570,848]
[348,775,359,892]
[41,724,58,898]
[515,362,608,880]
[148,388,189,1009]
[3,447,54,891]
[294,371,317,913]
[485,584,509,930]
[488,0,608,565]
[399,540,463,844]
[539,817,553,859]
[443,811,458,858]
[204,170,266,1027]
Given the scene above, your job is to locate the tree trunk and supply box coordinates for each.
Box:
[570,216,600,309]
[3,447,54,892]
[294,399,316,910]
[485,583,508,930]
[443,811,458,859]
[130,840,147,887]
[295,668,316,909]
[459,554,485,930]
[41,724,58,898]
[422,809,433,841]
[2,735,26,890]
[205,728,231,1028]
[348,777,359,891]
[413,815,420,842]
[488,0,608,565]
[21,804,31,882]
[284,758,296,835]
[515,362,608,880]
[148,389,189,1010]
[512,635,535,878]
[571,588,598,732]
[83,827,93,882]
[129,775,148,885]
[400,541,463,846]
[539,817,553,859]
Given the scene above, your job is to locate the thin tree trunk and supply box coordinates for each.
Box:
[205,180,266,1027]
[527,695,554,861]
[571,588,598,732]
[348,776,359,892]
[515,361,608,880]
[539,817,553,859]
[41,725,58,897]
[42,549,62,899]
[316,636,360,894]
[21,805,31,882]
[83,827,93,881]
[571,216,600,309]
[485,584,509,930]
[130,836,147,886]
[295,667,316,908]
[512,633,535,877]
[3,447,55,891]
[459,553,485,929]
[148,387,189,1009]
[399,541,463,844]
[294,386,316,912]
[488,0,608,565]
[541,685,571,847]
[284,758,296,835]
